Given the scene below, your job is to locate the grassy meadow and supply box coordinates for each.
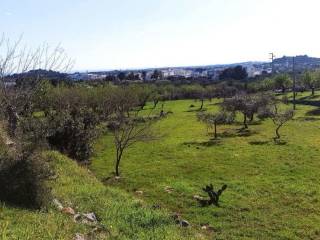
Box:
[0,152,192,240]
[91,92,320,239]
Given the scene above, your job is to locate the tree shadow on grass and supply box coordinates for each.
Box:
[218,129,258,138]
[236,129,258,137]
[207,102,222,106]
[291,99,320,108]
[274,140,287,146]
[306,108,320,116]
[296,116,320,122]
[249,140,270,146]
[185,108,207,113]
[297,94,320,101]
[183,139,221,148]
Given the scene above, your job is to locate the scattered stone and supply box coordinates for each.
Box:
[62,207,76,215]
[135,190,143,195]
[74,233,87,240]
[164,186,174,193]
[83,212,98,222]
[115,176,121,180]
[53,199,63,210]
[201,224,215,231]
[73,214,82,223]
[180,219,190,227]
[193,195,204,201]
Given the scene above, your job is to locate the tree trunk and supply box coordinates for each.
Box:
[115,148,123,177]
[200,99,204,110]
[312,87,315,96]
[243,114,248,129]
[214,122,217,139]
[153,100,158,109]
[249,114,254,122]
[275,125,281,140]
[7,106,18,137]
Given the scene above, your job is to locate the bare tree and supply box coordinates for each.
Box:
[108,89,157,177]
[0,34,74,137]
[269,105,294,142]
[258,101,294,142]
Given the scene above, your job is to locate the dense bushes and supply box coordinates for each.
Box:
[36,86,114,163]
[0,147,53,208]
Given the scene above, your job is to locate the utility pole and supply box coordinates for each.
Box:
[269,53,275,74]
[292,56,296,110]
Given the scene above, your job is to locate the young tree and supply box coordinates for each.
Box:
[258,102,294,142]
[197,111,234,139]
[108,88,157,177]
[222,93,272,129]
[272,109,294,141]
[273,74,292,93]
[302,71,320,96]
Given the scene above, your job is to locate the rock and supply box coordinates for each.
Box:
[193,195,204,201]
[201,224,215,231]
[62,207,75,215]
[53,199,63,210]
[180,219,190,227]
[74,233,87,240]
[114,176,121,180]
[83,212,97,222]
[135,190,143,195]
[73,214,82,223]
[164,186,174,193]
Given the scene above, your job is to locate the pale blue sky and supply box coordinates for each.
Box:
[1,0,320,71]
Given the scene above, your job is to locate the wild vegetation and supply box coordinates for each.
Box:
[1,37,320,239]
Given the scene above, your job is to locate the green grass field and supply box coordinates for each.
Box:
[91,92,320,239]
[0,152,192,240]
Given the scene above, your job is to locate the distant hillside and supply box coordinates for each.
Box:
[272,55,320,72]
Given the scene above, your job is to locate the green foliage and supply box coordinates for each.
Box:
[92,95,320,239]
[35,85,115,162]
[0,148,53,209]
[273,74,292,93]
[219,65,248,81]
[1,152,191,239]
[197,111,234,139]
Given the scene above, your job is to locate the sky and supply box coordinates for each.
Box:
[1,0,320,71]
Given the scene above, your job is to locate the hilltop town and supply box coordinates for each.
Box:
[69,55,320,82]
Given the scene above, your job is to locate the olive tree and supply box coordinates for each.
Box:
[258,100,294,142]
[197,111,234,139]
[222,93,271,129]
[301,71,320,96]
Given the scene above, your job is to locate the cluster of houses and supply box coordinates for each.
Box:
[69,63,271,82]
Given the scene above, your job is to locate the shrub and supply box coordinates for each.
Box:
[46,109,98,163]
[0,149,53,209]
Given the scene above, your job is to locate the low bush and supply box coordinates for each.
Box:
[0,148,53,209]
